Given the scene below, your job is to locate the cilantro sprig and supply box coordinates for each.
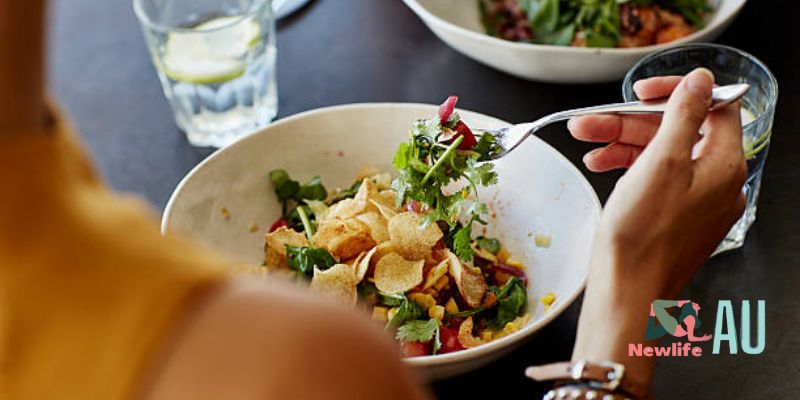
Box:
[396,319,442,354]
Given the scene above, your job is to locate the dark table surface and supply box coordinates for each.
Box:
[50,0,800,398]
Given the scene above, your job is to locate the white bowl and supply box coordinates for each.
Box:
[162,104,601,379]
[403,0,746,83]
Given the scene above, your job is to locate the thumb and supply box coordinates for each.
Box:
[649,68,714,158]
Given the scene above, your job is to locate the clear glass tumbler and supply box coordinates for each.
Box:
[134,0,278,148]
[623,44,779,255]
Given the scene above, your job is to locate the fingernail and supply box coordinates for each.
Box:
[687,68,714,97]
[567,117,576,131]
[583,148,600,164]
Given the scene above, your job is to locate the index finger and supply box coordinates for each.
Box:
[633,76,683,100]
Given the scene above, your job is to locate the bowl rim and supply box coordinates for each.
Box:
[162,102,602,366]
[402,0,747,55]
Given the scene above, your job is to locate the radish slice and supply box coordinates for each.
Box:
[454,121,478,150]
[438,95,459,124]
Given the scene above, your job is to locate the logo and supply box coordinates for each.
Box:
[645,300,712,342]
[629,299,766,357]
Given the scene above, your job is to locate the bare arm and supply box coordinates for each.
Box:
[0,1,48,132]
[141,280,429,400]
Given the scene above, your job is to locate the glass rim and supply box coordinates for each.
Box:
[622,43,779,132]
[133,0,269,34]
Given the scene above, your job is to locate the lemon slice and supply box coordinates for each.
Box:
[162,16,261,84]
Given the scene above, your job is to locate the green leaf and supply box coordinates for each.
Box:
[393,142,410,170]
[476,236,501,255]
[447,306,485,318]
[490,277,527,328]
[396,319,439,342]
[529,0,561,37]
[378,291,406,307]
[452,225,474,262]
[387,296,423,329]
[584,30,617,48]
[297,176,328,201]
[327,179,362,205]
[473,132,504,161]
[285,246,336,277]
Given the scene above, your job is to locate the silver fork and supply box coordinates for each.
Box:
[474,83,750,160]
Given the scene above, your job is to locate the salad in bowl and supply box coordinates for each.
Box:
[261,97,553,356]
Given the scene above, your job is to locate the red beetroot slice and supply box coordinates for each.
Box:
[438,95,459,124]
[268,218,288,232]
[491,264,528,285]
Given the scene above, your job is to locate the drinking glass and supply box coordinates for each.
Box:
[623,44,778,255]
[134,0,278,148]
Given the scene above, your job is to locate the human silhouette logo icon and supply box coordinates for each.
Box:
[645,300,713,342]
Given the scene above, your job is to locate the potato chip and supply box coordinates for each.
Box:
[388,212,443,260]
[372,240,398,263]
[373,252,424,294]
[353,246,377,283]
[353,177,381,213]
[372,172,393,190]
[422,258,449,290]
[376,189,398,209]
[355,211,390,243]
[264,227,308,256]
[356,165,381,180]
[309,264,357,307]
[457,316,483,348]
[370,199,398,220]
[447,250,487,308]
[264,245,288,269]
[314,218,376,261]
[324,198,360,222]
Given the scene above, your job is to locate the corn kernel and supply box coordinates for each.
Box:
[540,293,556,309]
[497,248,511,264]
[505,257,525,270]
[445,297,459,314]
[429,305,445,321]
[534,234,551,248]
[387,307,399,321]
[480,330,494,342]
[372,306,389,322]
[433,275,449,291]
[409,292,436,310]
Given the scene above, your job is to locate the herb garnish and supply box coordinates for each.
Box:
[391,96,499,262]
[396,319,442,354]
[285,245,336,277]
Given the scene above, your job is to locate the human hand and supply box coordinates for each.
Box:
[575,68,746,297]
[571,69,746,392]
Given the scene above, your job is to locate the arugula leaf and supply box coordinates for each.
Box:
[387,296,424,329]
[490,277,527,328]
[285,246,336,277]
[269,170,330,219]
[270,169,301,215]
[476,236,501,255]
[447,306,485,318]
[296,176,328,202]
[396,319,439,342]
[452,225,475,262]
[327,179,362,205]
[378,291,406,307]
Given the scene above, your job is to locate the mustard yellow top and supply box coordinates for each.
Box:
[0,104,229,400]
